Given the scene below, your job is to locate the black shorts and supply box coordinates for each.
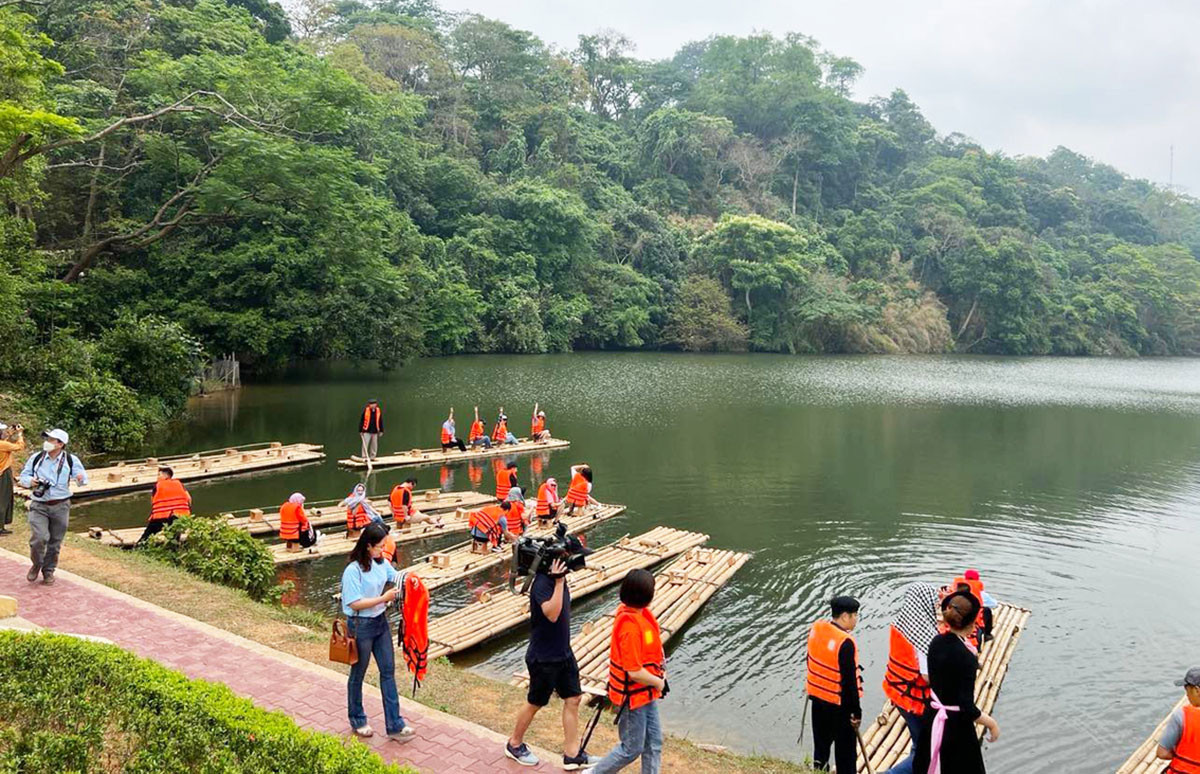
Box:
[525,656,582,707]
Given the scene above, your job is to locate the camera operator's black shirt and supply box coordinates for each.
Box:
[527,574,572,662]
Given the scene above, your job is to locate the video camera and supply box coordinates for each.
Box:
[510,522,591,593]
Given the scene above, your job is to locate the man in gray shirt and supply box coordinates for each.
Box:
[1157,666,1200,768]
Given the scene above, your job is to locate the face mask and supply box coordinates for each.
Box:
[42,441,56,453]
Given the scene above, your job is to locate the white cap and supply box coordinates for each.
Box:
[537,411,545,417]
[0,423,7,431]
[42,428,69,445]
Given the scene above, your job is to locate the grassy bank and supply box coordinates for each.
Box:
[1,513,812,774]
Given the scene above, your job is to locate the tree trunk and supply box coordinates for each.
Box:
[791,163,799,216]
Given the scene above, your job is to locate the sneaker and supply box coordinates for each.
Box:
[563,750,601,770]
[387,726,415,743]
[0,527,12,535]
[504,742,539,767]
[27,564,40,582]
[41,573,55,586]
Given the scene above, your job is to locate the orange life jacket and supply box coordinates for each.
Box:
[607,604,665,711]
[346,501,372,531]
[537,482,558,517]
[390,485,412,524]
[361,404,381,432]
[805,619,863,706]
[278,501,308,541]
[381,533,397,563]
[508,500,527,536]
[468,420,485,442]
[401,573,430,685]
[1169,705,1200,774]
[149,478,191,522]
[952,576,989,628]
[496,467,516,501]
[469,505,503,546]
[492,418,508,442]
[532,415,545,435]
[883,624,930,715]
[565,472,590,506]
[440,422,454,444]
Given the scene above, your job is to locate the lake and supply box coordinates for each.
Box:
[76,353,1200,773]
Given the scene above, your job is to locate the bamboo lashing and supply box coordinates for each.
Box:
[336,437,569,470]
[398,504,626,591]
[18,442,325,500]
[425,527,709,660]
[856,604,1032,773]
[1116,698,1184,774]
[83,489,495,547]
[511,546,750,692]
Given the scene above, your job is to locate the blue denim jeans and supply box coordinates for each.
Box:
[472,436,492,448]
[884,707,925,774]
[591,700,662,774]
[504,432,518,445]
[346,613,405,734]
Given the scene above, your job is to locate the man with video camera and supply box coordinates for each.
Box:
[505,531,599,770]
[0,422,26,535]
[17,428,87,584]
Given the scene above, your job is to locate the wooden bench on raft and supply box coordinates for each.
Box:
[336,437,570,470]
[510,546,751,694]
[396,504,626,591]
[1116,698,1185,774]
[19,442,325,500]
[856,604,1033,773]
[425,527,710,660]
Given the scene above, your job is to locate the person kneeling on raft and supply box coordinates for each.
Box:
[468,500,516,554]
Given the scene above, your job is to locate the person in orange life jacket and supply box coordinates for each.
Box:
[506,486,530,536]
[496,460,519,501]
[279,492,318,552]
[563,464,599,518]
[493,408,517,445]
[341,483,384,538]
[389,478,443,528]
[537,478,560,523]
[583,568,666,774]
[882,583,941,774]
[359,399,383,460]
[440,408,467,452]
[806,595,863,774]
[469,501,512,554]
[958,569,997,642]
[468,406,492,448]
[913,591,999,774]
[1156,667,1200,772]
[531,402,550,441]
[137,467,192,544]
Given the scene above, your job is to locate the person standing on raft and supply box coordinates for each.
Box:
[359,398,383,461]
[913,591,1000,774]
[441,408,467,452]
[882,583,940,774]
[341,483,384,538]
[137,467,192,544]
[805,595,863,773]
[469,406,492,449]
[279,492,317,552]
[1156,667,1200,771]
[531,403,551,441]
[563,464,599,518]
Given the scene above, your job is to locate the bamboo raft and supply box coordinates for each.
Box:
[18,442,325,500]
[1116,698,1183,773]
[83,489,494,548]
[856,604,1032,773]
[426,526,710,660]
[399,505,626,591]
[336,437,569,470]
[511,546,751,692]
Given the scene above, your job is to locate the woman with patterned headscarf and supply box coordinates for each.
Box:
[883,582,941,774]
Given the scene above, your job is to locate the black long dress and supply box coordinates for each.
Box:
[913,632,985,774]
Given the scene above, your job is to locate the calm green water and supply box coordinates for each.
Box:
[77,354,1200,773]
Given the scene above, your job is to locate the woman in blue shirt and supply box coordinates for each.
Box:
[341,521,415,742]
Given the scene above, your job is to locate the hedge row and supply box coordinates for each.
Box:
[0,632,413,773]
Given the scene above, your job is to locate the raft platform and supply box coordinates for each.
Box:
[511,546,750,692]
[336,437,569,470]
[400,505,626,591]
[83,489,494,548]
[19,442,325,500]
[427,526,709,660]
[1116,699,1183,773]
[856,603,1032,773]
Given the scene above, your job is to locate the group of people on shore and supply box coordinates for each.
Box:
[356,398,552,461]
[805,572,1000,774]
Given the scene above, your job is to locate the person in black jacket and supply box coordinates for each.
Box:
[805,595,862,773]
[913,591,1000,774]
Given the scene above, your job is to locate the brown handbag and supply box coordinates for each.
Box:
[329,618,358,665]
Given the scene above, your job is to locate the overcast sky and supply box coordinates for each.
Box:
[431,0,1198,193]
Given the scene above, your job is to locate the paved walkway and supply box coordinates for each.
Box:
[0,547,554,773]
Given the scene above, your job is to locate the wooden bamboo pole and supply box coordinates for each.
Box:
[1116,698,1180,773]
[336,437,570,470]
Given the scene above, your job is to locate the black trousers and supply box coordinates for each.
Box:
[137,515,177,544]
[810,696,856,773]
[0,470,13,526]
[441,439,466,452]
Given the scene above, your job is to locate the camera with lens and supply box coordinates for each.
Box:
[31,478,51,498]
[511,522,592,591]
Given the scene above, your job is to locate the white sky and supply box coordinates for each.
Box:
[432,0,1199,193]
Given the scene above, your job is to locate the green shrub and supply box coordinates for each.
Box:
[140,516,288,603]
[48,373,152,452]
[97,313,206,413]
[0,631,413,773]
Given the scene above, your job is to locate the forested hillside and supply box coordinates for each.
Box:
[3,0,1200,448]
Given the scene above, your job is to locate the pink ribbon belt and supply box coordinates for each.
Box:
[928,690,960,774]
